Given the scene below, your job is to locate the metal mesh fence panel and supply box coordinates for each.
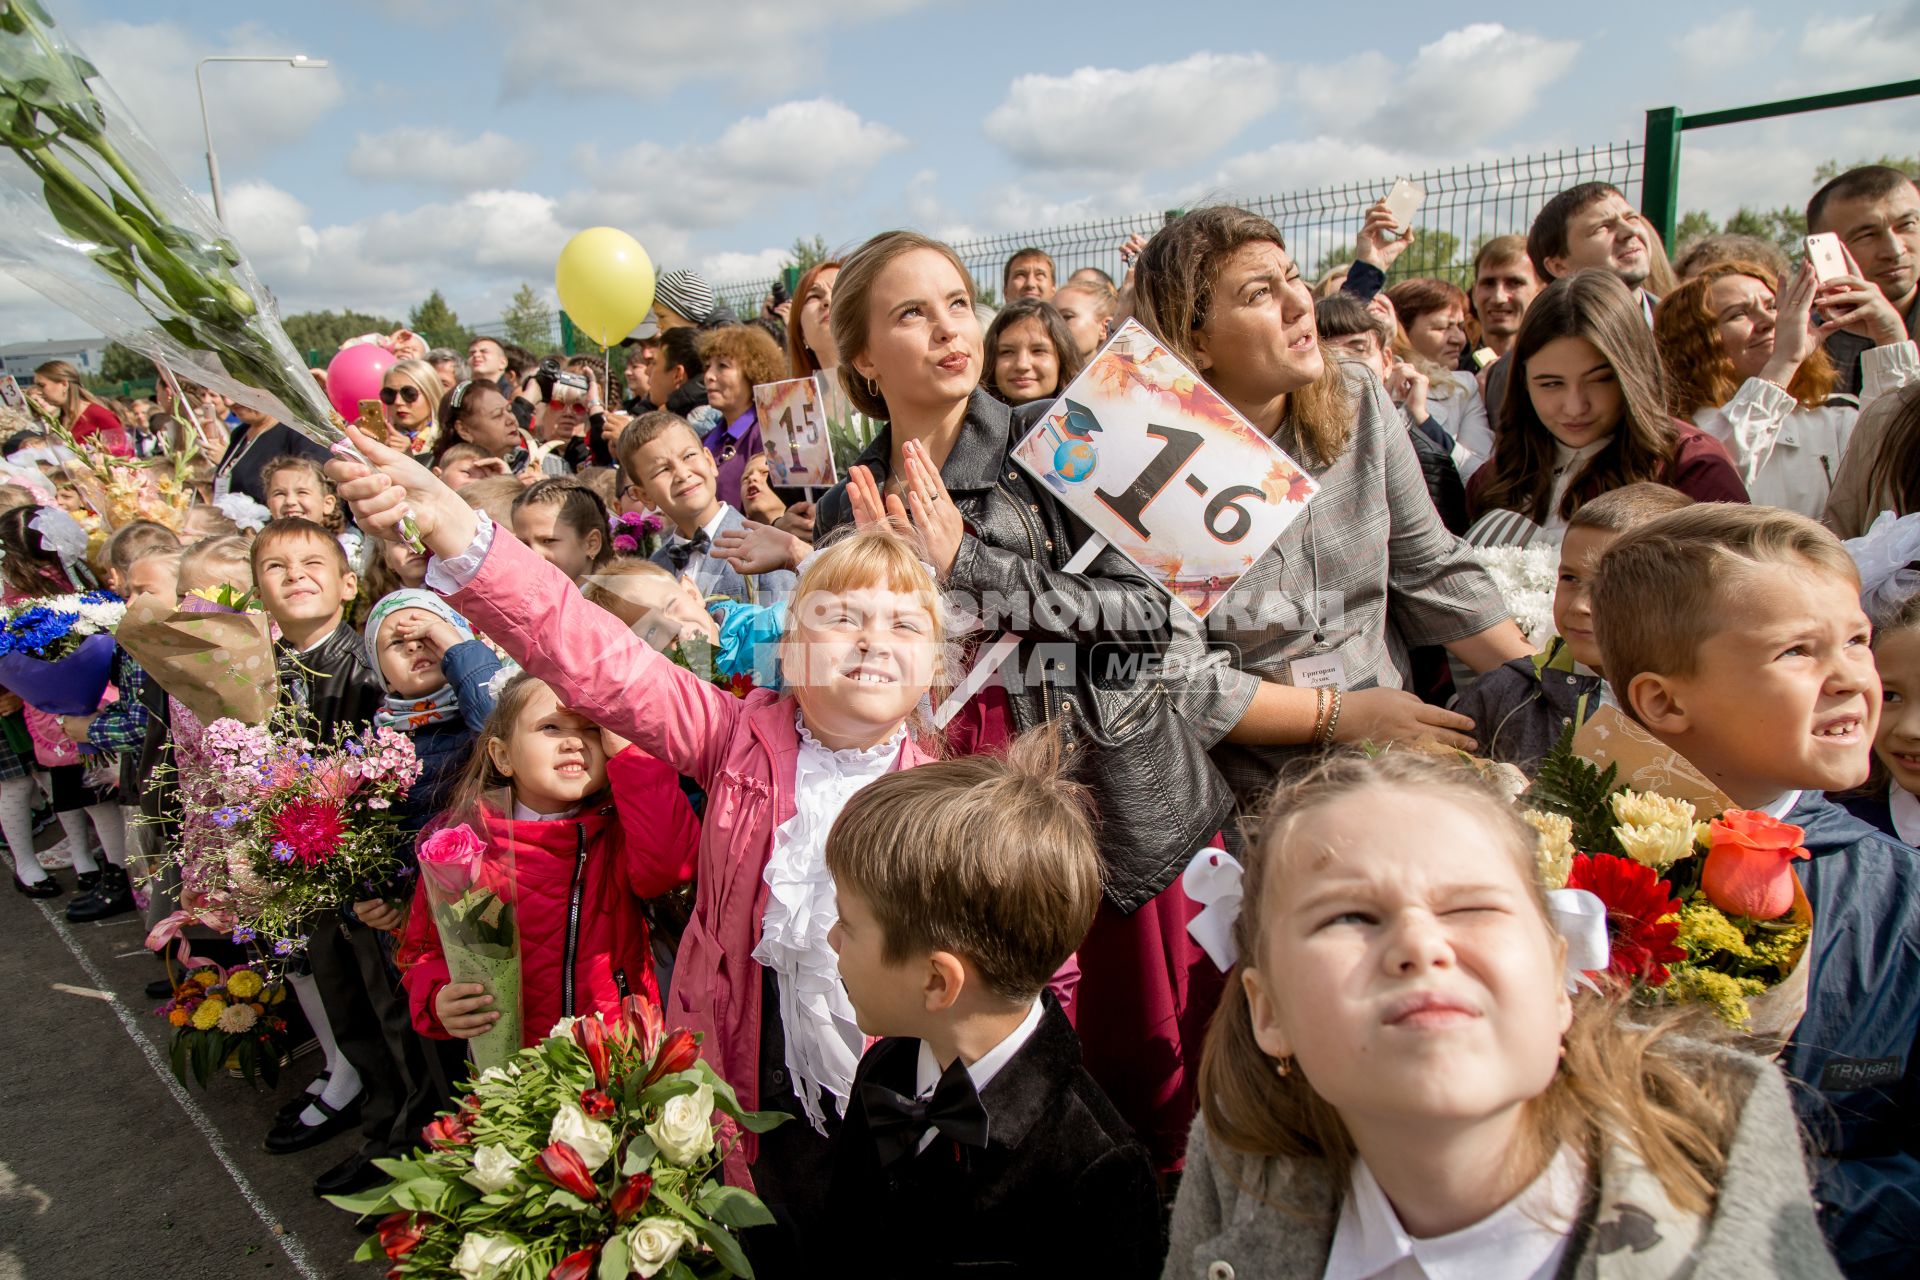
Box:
[709,141,1642,313]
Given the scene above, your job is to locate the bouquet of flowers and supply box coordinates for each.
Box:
[669,635,756,700]
[1475,543,1559,646]
[0,588,124,713]
[418,823,523,1074]
[1525,717,1813,1031]
[609,511,667,560]
[330,1001,786,1280]
[152,960,289,1088]
[177,709,423,953]
[52,417,197,536]
[112,588,276,726]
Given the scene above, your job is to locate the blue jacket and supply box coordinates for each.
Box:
[398,639,503,842]
[1782,791,1920,1277]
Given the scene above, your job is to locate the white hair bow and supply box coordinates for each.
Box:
[212,492,270,533]
[1845,510,1920,623]
[1182,847,1244,972]
[1545,888,1610,993]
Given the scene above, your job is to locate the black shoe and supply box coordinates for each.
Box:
[74,869,101,893]
[274,1071,332,1125]
[145,976,177,1000]
[264,1090,361,1154]
[67,866,134,923]
[12,872,61,899]
[313,1149,384,1199]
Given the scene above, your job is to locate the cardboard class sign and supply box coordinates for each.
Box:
[753,376,837,488]
[1010,319,1318,618]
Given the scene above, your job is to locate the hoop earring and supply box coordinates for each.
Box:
[866,375,880,398]
[1272,1056,1292,1079]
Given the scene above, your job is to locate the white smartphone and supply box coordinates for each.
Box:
[1382,179,1425,235]
[1806,232,1848,284]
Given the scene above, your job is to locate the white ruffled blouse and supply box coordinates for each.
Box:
[752,713,905,1132]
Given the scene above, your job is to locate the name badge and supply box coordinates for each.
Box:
[1288,653,1346,689]
[212,471,231,500]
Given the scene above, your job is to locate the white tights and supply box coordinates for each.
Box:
[56,801,126,875]
[0,775,39,884]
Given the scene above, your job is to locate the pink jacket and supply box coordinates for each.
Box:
[448,531,934,1181]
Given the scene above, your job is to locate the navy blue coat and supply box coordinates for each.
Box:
[1782,792,1920,1276]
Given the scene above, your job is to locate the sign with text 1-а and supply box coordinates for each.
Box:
[753,376,838,488]
[1010,318,1318,618]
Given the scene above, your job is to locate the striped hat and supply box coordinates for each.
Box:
[654,269,716,325]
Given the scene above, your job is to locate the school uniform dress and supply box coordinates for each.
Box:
[650,504,797,604]
[826,994,1163,1279]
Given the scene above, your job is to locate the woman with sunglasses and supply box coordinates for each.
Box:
[379,358,446,454]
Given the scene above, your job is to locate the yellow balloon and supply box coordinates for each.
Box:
[555,227,657,347]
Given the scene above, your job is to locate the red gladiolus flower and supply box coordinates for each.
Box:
[1703,810,1809,919]
[548,1246,600,1280]
[580,1087,617,1120]
[458,1093,482,1123]
[622,994,664,1056]
[573,1016,610,1088]
[375,1212,425,1259]
[1565,853,1687,985]
[270,798,347,867]
[536,1141,601,1201]
[611,1172,655,1222]
[641,1028,699,1086]
[422,1114,471,1149]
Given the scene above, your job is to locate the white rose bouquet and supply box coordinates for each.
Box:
[331,1000,786,1280]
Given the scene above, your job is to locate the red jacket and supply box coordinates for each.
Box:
[399,746,698,1046]
[73,402,132,457]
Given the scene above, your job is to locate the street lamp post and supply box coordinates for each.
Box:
[194,54,330,225]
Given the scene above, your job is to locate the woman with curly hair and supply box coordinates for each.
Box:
[697,324,788,515]
[1657,258,1916,518]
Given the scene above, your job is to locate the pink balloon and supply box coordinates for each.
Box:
[325,344,399,419]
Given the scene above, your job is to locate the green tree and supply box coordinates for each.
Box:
[408,290,472,351]
[1315,228,1467,285]
[1813,152,1920,185]
[280,310,402,365]
[99,341,150,383]
[783,233,831,274]
[500,283,555,351]
[1670,205,1806,263]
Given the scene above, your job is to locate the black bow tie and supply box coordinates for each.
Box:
[862,1055,991,1167]
[664,530,710,572]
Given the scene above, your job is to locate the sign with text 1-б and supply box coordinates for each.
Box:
[753,376,838,488]
[1010,318,1318,619]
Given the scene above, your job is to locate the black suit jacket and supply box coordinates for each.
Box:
[824,997,1163,1279]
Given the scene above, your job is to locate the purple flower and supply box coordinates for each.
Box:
[612,534,638,553]
[212,807,242,828]
[273,939,295,956]
[231,927,257,944]
[271,840,295,862]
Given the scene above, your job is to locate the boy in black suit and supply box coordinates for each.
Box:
[821,734,1163,1278]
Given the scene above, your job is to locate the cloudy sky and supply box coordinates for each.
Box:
[0,0,1916,343]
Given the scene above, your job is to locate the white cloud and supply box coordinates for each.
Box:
[1674,10,1779,75]
[572,99,904,231]
[345,128,536,190]
[1304,24,1580,151]
[494,0,940,101]
[82,20,344,179]
[983,52,1281,174]
[701,248,789,281]
[1798,3,1920,86]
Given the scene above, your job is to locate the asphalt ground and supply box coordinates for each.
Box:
[0,878,382,1280]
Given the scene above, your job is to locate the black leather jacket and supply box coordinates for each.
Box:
[275,621,383,741]
[815,390,1230,909]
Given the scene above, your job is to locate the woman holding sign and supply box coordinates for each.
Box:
[800,229,1235,1175]
[1132,207,1532,808]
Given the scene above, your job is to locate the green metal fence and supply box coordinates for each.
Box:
[710,141,1644,314]
[1641,78,1920,247]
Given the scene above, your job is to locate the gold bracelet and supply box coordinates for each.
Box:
[1311,686,1330,744]
[1318,688,1344,748]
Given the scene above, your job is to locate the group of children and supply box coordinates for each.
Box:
[8,340,1920,1278]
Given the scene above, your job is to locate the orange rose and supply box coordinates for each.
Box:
[1702,810,1809,919]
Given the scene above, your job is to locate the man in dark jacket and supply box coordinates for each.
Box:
[1809,165,1920,396]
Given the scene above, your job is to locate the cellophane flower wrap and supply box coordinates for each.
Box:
[162,707,422,955]
[0,589,123,713]
[417,822,523,1074]
[329,1001,786,1280]
[1524,718,1813,1030]
[152,959,288,1089]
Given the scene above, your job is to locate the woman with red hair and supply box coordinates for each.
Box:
[1656,257,1916,518]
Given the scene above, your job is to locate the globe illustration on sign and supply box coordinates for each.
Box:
[1054,437,1098,483]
